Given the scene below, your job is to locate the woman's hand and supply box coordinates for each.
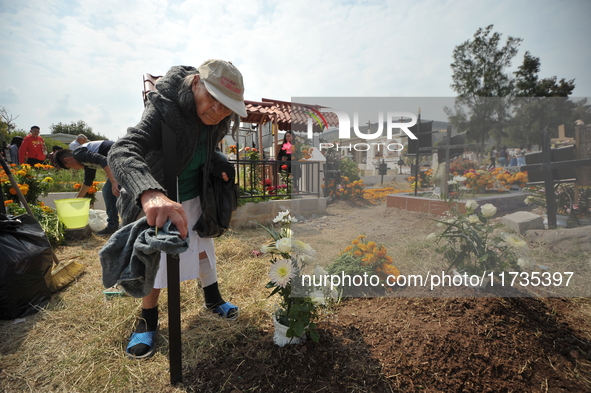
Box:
[111,180,121,197]
[140,190,188,239]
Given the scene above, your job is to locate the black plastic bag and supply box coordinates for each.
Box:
[0,213,53,320]
[193,151,238,238]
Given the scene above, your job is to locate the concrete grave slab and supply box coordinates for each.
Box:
[502,211,544,234]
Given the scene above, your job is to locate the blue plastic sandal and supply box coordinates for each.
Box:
[125,324,159,359]
[209,301,239,320]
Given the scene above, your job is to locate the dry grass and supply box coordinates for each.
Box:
[1,196,590,392]
[0,229,273,393]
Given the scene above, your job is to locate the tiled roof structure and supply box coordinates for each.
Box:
[247,98,339,133]
[142,74,338,133]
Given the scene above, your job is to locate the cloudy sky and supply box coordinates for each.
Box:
[1,0,589,141]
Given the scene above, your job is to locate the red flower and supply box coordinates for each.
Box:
[281,165,288,170]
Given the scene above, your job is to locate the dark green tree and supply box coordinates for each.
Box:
[447,25,522,150]
[507,51,577,147]
[49,120,107,141]
[514,51,575,98]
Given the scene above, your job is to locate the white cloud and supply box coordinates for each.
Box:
[0,0,589,140]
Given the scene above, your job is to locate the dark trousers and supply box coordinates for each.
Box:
[102,179,119,229]
[26,158,44,165]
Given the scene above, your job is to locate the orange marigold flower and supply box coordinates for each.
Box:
[379,263,400,277]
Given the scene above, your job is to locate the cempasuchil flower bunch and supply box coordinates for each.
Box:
[326,235,401,295]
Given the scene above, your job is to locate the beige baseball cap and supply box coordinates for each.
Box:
[198,59,247,118]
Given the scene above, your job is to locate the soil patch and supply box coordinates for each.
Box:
[184,201,591,392]
[187,295,591,392]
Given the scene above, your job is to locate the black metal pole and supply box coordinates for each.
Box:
[161,122,183,385]
[541,127,557,228]
[413,112,421,196]
[443,126,451,198]
[167,254,183,385]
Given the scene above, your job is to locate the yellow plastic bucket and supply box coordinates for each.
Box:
[54,198,91,229]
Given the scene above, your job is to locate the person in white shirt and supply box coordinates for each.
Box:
[69,134,88,150]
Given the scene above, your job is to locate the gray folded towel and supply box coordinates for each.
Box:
[99,217,189,298]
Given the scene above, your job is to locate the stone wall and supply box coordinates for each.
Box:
[386,192,528,216]
[230,197,327,228]
[40,192,106,210]
[40,193,327,229]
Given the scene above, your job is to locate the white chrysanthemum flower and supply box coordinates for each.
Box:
[276,237,292,253]
[273,210,291,223]
[447,180,457,185]
[517,257,536,269]
[288,215,298,223]
[465,200,479,211]
[524,196,535,205]
[468,214,480,224]
[293,239,316,256]
[269,259,296,288]
[309,289,327,305]
[313,265,329,278]
[502,233,528,249]
[453,175,467,182]
[481,203,497,217]
[299,254,315,265]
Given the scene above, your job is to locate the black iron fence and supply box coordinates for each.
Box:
[230,159,322,199]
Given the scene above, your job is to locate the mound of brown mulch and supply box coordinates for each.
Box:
[184,294,591,393]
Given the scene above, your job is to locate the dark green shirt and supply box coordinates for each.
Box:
[178,130,209,202]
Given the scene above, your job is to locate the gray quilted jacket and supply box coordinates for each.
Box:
[108,65,237,225]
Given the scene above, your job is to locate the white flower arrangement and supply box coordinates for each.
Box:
[259,210,327,343]
[431,203,531,275]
